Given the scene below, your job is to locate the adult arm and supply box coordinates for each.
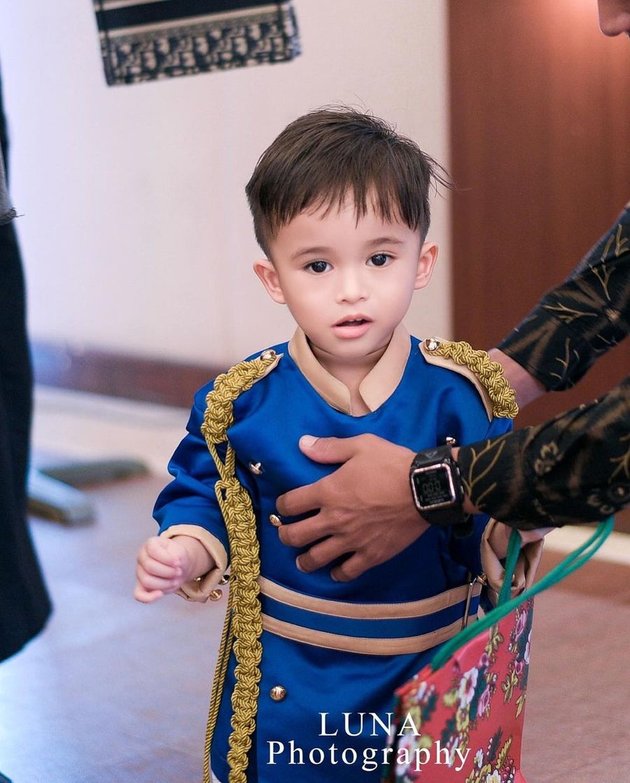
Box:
[455,376,630,528]
[497,203,629,390]
[461,204,629,523]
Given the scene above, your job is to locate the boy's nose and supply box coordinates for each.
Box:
[336,269,367,303]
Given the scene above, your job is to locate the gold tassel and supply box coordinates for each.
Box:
[200,350,279,783]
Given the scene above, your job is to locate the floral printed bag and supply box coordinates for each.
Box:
[383,518,613,783]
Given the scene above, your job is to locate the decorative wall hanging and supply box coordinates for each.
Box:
[93,1,300,86]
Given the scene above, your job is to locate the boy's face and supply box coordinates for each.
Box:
[254,198,437,373]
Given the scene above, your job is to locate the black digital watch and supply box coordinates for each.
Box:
[409,443,469,528]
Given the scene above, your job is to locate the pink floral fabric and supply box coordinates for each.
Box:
[384,600,534,783]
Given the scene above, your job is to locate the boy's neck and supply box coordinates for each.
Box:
[309,341,391,415]
[288,326,411,416]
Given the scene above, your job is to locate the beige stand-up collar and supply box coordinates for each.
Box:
[288,325,411,416]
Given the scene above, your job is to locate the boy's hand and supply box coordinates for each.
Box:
[134,535,204,603]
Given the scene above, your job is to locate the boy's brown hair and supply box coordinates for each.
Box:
[246,106,450,256]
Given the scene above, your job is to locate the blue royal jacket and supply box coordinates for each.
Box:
[154,329,514,783]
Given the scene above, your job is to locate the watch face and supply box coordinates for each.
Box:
[412,465,455,509]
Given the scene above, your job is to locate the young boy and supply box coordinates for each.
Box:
[135,108,541,783]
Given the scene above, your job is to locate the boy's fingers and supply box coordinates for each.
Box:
[136,570,177,591]
[134,584,165,603]
[145,536,179,563]
[137,554,181,579]
[139,537,183,571]
[135,571,186,604]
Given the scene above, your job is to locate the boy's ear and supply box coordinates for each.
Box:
[253,258,286,304]
[414,242,439,291]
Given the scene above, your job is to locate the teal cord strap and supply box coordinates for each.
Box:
[430,517,614,671]
[497,527,522,607]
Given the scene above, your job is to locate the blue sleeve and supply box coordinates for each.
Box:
[153,384,231,557]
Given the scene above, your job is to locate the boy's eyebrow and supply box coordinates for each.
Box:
[289,237,405,262]
[290,245,332,261]
[364,236,405,248]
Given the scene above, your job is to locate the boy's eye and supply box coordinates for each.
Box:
[368,253,391,267]
[306,260,330,274]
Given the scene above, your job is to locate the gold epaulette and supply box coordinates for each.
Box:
[420,338,518,420]
[202,348,282,445]
[200,348,280,783]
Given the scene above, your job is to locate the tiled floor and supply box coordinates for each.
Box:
[0,475,220,783]
[0,387,628,782]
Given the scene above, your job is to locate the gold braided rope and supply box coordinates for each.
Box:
[425,339,519,419]
[200,350,279,783]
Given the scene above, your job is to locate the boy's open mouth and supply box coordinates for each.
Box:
[335,316,371,327]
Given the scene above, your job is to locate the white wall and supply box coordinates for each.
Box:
[0,0,451,367]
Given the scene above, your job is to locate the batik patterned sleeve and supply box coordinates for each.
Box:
[456,377,630,528]
[497,204,630,390]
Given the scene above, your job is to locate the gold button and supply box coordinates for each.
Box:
[249,461,264,475]
[208,589,223,602]
[269,514,283,528]
[261,349,277,361]
[270,685,287,701]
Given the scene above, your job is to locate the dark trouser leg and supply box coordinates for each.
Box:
[0,64,51,662]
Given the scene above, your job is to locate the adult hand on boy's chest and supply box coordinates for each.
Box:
[275,433,428,580]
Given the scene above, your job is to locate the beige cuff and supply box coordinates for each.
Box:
[481,519,544,606]
[160,524,228,602]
